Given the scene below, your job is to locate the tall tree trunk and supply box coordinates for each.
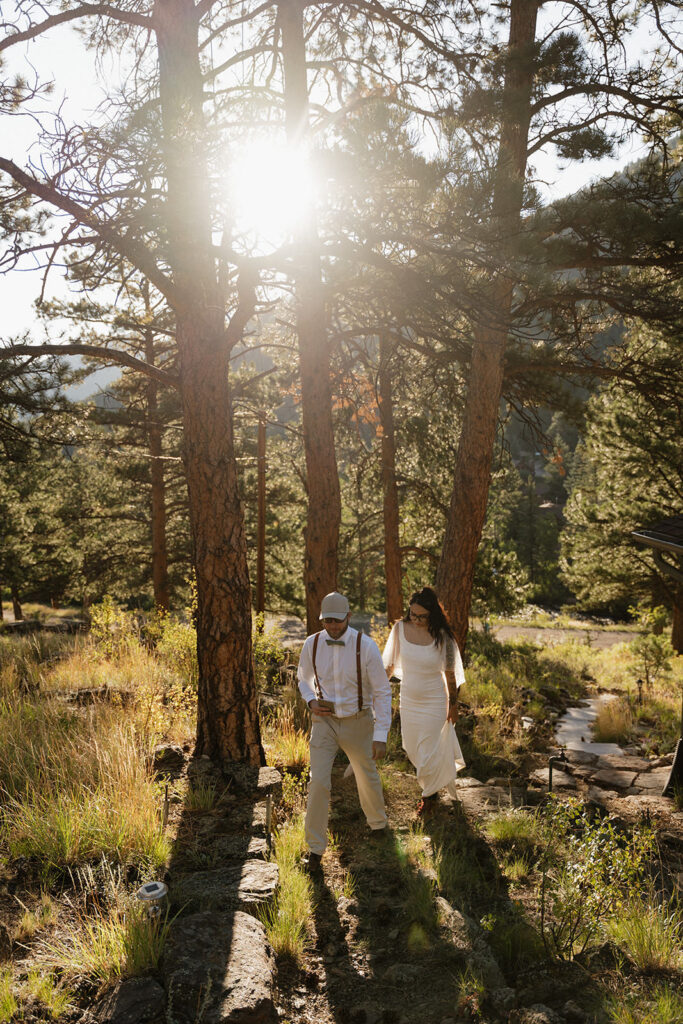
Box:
[378,335,403,623]
[673,586,683,655]
[155,0,262,764]
[144,324,170,612]
[436,0,539,648]
[11,584,22,622]
[256,412,266,622]
[280,0,341,632]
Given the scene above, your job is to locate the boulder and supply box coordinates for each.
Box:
[163,910,276,1023]
[170,860,278,912]
[152,745,185,775]
[89,977,165,1024]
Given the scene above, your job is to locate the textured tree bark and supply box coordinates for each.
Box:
[673,588,682,655]
[280,0,341,632]
[436,0,539,648]
[256,413,266,621]
[144,327,170,612]
[155,0,263,764]
[11,584,22,622]
[378,335,404,623]
[179,321,263,765]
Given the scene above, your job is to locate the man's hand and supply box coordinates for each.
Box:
[372,741,386,761]
[309,699,333,716]
[447,700,459,724]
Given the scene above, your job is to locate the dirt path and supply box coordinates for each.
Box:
[492,625,636,649]
[267,614,637,651]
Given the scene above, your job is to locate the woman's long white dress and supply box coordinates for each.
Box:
[383,621,465,798]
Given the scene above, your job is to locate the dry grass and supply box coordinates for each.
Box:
[42,899,172,992]
[592,698,633,744]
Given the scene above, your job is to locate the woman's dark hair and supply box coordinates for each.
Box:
[403,587,454,645]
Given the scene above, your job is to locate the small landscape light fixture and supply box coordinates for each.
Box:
[136,880,168,918]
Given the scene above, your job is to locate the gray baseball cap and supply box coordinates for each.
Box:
[319,592,350,620]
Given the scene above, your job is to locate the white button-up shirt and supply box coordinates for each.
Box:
[297,626,392,742]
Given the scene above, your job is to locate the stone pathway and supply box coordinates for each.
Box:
[82,757,282,1024]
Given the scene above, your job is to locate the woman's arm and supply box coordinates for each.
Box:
[445,669,459,723]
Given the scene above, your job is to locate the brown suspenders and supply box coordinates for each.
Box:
[311,630,363,711]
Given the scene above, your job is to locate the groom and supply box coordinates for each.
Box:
[297,591,391,873]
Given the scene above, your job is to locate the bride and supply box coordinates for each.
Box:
[383,587,465,815]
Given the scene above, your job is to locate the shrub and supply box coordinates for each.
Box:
[539,799,657,961]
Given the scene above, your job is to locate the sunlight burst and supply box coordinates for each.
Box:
[229,141,316,243]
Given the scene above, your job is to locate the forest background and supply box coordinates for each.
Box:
[0,0,682,766]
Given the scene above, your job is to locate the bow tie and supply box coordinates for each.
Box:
[325,639,345,646]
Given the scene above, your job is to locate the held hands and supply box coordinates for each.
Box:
[309,699,333,716]
[372,741,386,761]
[447,699,459,725]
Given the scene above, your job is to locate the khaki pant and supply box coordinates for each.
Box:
[305,708,387,855]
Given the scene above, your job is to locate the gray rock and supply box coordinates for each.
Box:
[152,744,185,774]
[511,1005,562,1024]
[163,910,276,1023]
[223,763,282,801]
[457,784,525,814]
[529,768,575,789]
[456,777,484,788]
[202,802,269,835]
[649,753,674,767]
[204,835,269,861]
[490,986,516,1013]
[90,977,165,1024]
[382,963,420,984]
[435,897,475,955]
[595,754,650,772]
[468,941,506,990]
[590,769,637,790]
[632,768,671,791]
[563,749,598,766]
[171,860,278,912]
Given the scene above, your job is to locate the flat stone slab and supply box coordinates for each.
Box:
[163,910,276,1023]
[633,768,671,792]
[456,777,484,788]
[595,754,650,772]
[563,749,599,767]
[458,784,525,814]
[223,763,282,801]
[200,802,269,836]
[205,835,269,860]
[529,768,575,789]
[590,769,638,790]
[171,860,278,912]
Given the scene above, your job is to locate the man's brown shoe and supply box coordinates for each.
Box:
[303,852,323,874]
